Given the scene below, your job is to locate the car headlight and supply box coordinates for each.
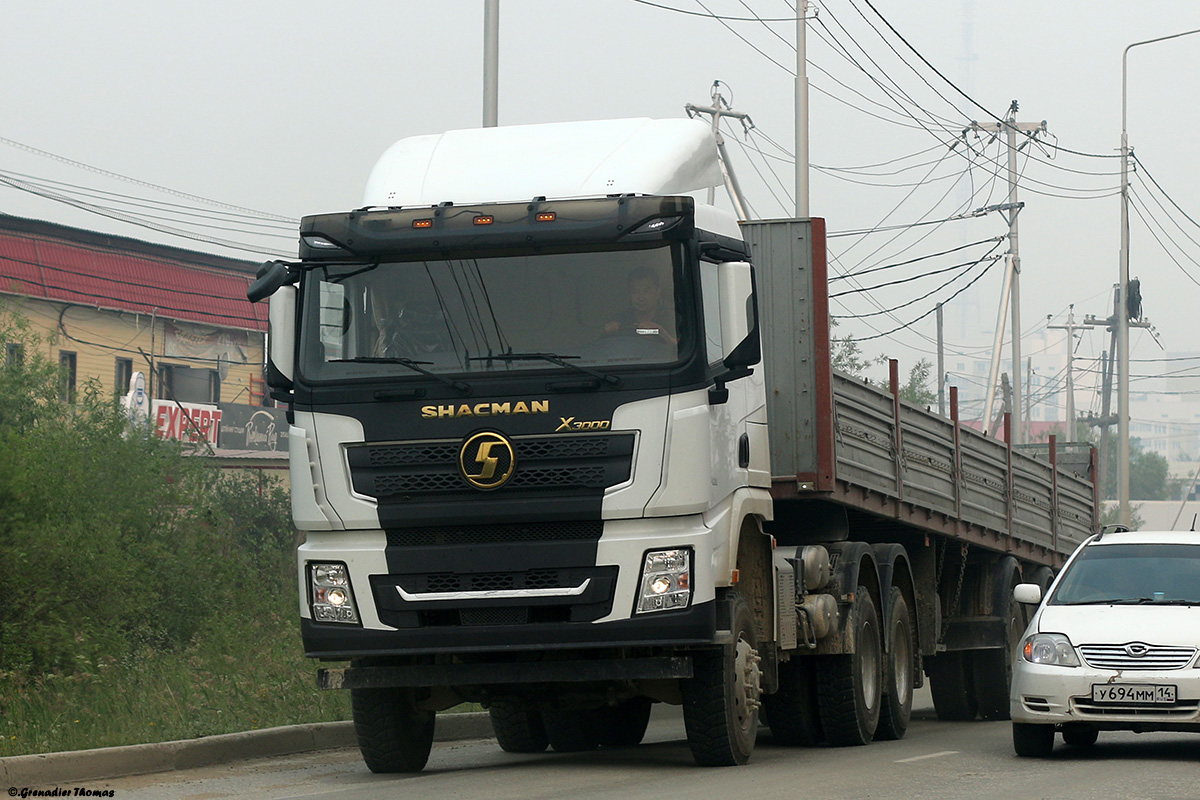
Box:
[635,548,692,614]
[309,561,360,624]
[1021,633,1079,667]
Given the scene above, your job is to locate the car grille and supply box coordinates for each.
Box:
[1078,644,1198,671]
[1072,698,1200,717]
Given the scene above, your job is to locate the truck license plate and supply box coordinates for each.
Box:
[1091,684,1176,704]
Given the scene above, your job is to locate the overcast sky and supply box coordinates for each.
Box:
[3,1,1199,404]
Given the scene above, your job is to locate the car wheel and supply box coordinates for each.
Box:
[1012,722,1055,757]
[1061,724,1098,747]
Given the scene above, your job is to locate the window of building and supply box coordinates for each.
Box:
[59,351,77,403]
[158,363,219,404]
[5,342,23,365]
[115,357,133,397]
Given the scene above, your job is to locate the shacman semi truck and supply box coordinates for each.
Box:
[247,118,1098,771]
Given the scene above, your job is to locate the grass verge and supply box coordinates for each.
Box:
[0,597,350,757]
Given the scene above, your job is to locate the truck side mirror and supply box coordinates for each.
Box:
[709,261,760,405]
[718,261,760,369]
[267,286,296,390]
[248,260,295,303]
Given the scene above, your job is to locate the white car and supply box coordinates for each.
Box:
[1009,529,1200,756]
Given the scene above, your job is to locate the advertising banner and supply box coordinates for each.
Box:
[152,399,222,446]
[217,404,289,452]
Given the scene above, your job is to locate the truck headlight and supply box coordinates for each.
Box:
[635,548,692,614]
[1021,633,1079,667]
[309,561,360,624]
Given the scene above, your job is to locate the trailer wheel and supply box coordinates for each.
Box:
[682,592,761,766]
[1012,722,1055,757]
[876,587,914,740]
[597,697,653,747]
[351,687,436,773]
[926,652,977,720]
[763,656,823,746]
[489,699,549,753]
[542,708,602,752]
[972,582,1025,720]
[817,586,882,746]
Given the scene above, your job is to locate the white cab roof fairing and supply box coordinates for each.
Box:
[362,117,724,208]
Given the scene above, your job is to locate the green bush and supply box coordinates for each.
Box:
[0,316,296,675]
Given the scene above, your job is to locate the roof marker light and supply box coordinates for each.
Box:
[413,219,433,229]
[536,212,556,222]
[473,215,495,225]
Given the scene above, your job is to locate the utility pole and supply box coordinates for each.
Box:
[685,88,751,219]
[483,0,499,127]
[936,302,946,417]
[1084,286,1150,498]
[1025,356,1033,431]
[973,102,1047,444]
[1118,28,1200,524]
[795,1,810,218]
[1047,305,1079,437]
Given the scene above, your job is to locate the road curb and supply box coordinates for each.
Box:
[0,712,493,786]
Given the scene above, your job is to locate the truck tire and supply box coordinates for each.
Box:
[597,697,653,747]
[350,687,436,773]
[875,587,914,741]
[817,587,882,746]
[763,656,823,746]
[972,581,1025,720]
[542,708,602,752]
[489,699,549,753]
[1012,722,1055,757]
[926,651,977,721]
[682,592,762,766]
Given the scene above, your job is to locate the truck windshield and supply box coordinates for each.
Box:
[1049,543,1200,605]
[298,245,687,381]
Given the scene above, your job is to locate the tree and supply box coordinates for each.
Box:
[899,358,937,407]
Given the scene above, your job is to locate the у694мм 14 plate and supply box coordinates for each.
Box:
[1090,684,1177,704]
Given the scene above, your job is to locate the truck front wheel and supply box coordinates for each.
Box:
[682,592,762,766]
[350,687,436,773]
[817,586,882,746]
[597,697,653,747]
[489,699,549,753]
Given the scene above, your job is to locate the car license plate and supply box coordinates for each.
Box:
[1091,684,1177,704]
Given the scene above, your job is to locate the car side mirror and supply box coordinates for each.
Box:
[1013,583,1043,605]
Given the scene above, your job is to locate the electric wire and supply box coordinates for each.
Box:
[0,135,293,221]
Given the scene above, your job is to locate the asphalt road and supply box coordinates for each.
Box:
[67,687,1200,800]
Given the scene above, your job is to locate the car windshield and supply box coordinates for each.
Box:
[298,245,687,381]
[1049,542,1200,605]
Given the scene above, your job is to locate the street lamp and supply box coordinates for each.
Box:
[1118,28,1200,526]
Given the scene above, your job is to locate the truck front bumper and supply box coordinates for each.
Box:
[301,598,716,659]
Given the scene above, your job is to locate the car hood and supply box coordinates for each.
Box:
[1036,604,1200,648]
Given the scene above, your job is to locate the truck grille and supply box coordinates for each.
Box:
[386,520,603,547]
[1078,644,1197,671]
[347,433,634,500]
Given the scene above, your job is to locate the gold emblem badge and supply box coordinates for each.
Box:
[458,431,516,490]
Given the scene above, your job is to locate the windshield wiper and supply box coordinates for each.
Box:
[1117,597,1200,606]
[330,357,470,393]
[467,352,621,387]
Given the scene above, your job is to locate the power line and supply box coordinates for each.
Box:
[847,253,1002,342]
[0,135,293,221]
[0,172,292,257]
[630,0,796,21]
[830,236,1004,281]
